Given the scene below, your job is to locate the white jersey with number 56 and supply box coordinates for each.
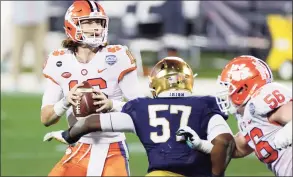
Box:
[239,82,292,176]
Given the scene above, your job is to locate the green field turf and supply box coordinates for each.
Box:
[1,93,274,176]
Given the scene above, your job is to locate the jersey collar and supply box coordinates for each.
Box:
[157,90,192,98]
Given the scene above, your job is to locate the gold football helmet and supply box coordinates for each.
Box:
[149,56,194,97]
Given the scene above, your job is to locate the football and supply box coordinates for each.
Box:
[72,81,99,118]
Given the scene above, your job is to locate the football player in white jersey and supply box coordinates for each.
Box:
[41,1,143,176]
[177,55,292,176]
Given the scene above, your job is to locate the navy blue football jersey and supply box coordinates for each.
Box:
[121,96,228,176]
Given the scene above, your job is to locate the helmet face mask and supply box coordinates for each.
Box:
[216,76,234,115]
[64,1,109,47]
[149,57,194,97]
[78,17,108,47]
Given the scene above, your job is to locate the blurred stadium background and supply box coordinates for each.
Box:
[1,1,292,176]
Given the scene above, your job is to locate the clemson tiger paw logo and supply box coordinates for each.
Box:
[228,64,252,81]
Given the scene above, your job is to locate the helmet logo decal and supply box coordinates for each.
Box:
[228,64,251,81]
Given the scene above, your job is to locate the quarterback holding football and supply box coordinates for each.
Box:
[41,1,143,176]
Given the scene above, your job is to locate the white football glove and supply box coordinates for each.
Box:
[176,126,214,154]
[176,126,202,149]
[274,120,292,150]
[43,130,69,144]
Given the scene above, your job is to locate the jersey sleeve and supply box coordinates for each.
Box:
[207,114,233,141]
[99,112,136,133]
[248,83,292,117]
[108,45,143,100]
[116,45,137,83]
[41,78,63,108]
[42,50,66,85]
[118,69,145,100]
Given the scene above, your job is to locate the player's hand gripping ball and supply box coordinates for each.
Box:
[72,81,100,118]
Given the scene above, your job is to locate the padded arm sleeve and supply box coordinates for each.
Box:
[207,114,233,142]
[41,78,63,109]
[99,112,136,133]
[118,65,145,101]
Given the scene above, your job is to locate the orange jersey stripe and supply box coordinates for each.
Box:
[118,66,137,83]
[43,74,59,85]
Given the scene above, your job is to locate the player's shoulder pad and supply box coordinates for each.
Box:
[105,44,128,55]
[48,48,71,60]
[106,44,136,67]
[43,49,72,84]
[198,95,229,120]
[43,49,72,70]
[248,82,292,116]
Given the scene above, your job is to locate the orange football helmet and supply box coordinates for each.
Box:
[64,0,108,47]
[216,55,273,114]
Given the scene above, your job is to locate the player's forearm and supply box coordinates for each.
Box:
[269,101,292,125]
[62,114,102,144]
[193,138,250,158]
[211,134,235,176]
[232,134,253,158]
[41,97,70,127]
[232,148,252,158]
[232,140,254,158]
[41,105,61,127]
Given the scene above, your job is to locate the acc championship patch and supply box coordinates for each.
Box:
[249,102,255,115]
[105,55,117,65]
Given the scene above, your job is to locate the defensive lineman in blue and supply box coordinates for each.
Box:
[45,57,235,177]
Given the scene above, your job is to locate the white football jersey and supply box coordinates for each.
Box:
[43,45,138,143]
[238,82,292,176]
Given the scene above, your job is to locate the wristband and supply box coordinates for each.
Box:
[198,140,214,154]
[53,97,70,116]
[61,128,81,144]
